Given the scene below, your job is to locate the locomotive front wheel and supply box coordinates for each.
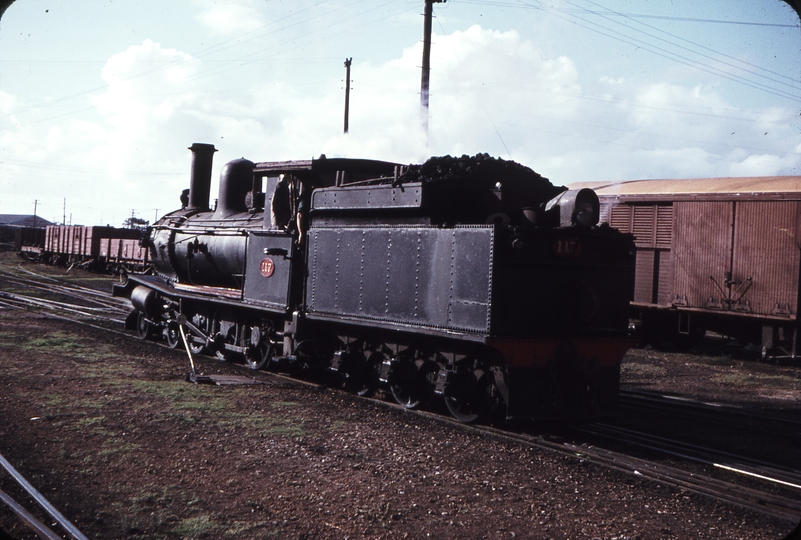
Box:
[135,310,157,341]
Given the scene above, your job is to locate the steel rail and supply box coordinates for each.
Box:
[0,291,127,320]
[0,290,125,314]
[0,488,62,540]
[575,423,801,489]
[0,452,88,540]
[0,271,131,311]
[449,421,801,521]
[0,490,63,540]
[311,388,801,522]
[6,278,130,310]
[619,389,801,435]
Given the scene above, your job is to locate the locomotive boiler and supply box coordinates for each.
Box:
[114,143,635,423]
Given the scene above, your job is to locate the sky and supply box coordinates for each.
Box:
[0,0,799,226]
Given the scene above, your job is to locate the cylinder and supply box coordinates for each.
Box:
[131,285,160,317]
[188,143,217,210]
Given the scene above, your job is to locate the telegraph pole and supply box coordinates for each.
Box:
[343,58,352,134]
[420,0,445,135]
[33,200,38,229]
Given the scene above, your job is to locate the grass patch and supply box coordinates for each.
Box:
[270,401,302,408]
[23,334,84,352]
[76,415,106,428]
[712,371,800,388]
[131,380,228,412]
[172,514,224,538]
[223,521,271,536]
[621,362,667,377]
[97,441,140,457]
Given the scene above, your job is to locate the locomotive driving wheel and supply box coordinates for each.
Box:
[243,323,275,370]
[164,321,181,349]
[188,309,212,355]
[245,343,275,369]
[244,342,273,370]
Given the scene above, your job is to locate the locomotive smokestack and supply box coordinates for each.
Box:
[188,143,217,210]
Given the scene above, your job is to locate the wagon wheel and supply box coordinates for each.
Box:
[443,368,485,424]
[135,310,157,341]
[444,394,480,424]
[444,369,505,424]
[343,351,381,397]
[244,342,273,370]
[164,321,181,349]
[355,352,383,397]
[389,359,438,410]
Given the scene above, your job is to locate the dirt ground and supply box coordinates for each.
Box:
[0,263,800,539]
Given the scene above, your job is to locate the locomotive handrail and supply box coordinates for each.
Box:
[152,226,251,236]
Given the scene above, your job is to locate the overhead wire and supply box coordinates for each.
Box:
[455,0,799,28]
[572,0,801,92]
[509,0,799,101]
[437,0,798,159]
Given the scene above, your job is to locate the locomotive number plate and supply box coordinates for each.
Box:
[260,258,275,277]
[553,238,581,258]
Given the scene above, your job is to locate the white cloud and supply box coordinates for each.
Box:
[728,153,797,176]
[193,0,267,36]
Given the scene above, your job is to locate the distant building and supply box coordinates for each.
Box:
[0,214,55,227]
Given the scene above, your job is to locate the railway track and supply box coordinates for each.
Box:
[0,263,130,329]
[380,408,801,523]
[2,260,800,528]
[619,388,801,437]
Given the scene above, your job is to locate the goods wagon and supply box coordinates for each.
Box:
[575,177,801,358]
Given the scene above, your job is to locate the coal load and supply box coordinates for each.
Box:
[392,153,567,226]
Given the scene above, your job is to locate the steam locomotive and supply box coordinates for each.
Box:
[113,143,635,423]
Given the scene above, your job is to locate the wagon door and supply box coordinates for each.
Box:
[611,203,673,306]
[671,201,733,309]
[729,201,801,320]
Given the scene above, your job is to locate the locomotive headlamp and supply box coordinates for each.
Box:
[544,188,600,228]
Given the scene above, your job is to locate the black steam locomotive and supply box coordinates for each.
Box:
[113,144,635,423]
